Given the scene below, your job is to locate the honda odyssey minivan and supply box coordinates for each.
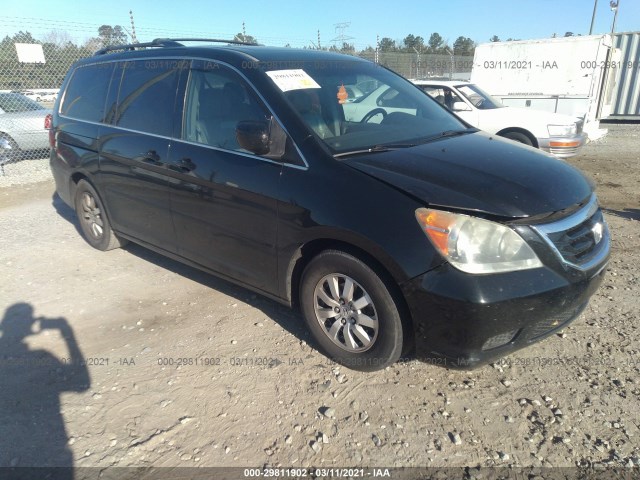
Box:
[49,38,610,371]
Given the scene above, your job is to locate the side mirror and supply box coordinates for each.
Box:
[236,117,286,159]
[452,101,472,112]
[236,120,270,155]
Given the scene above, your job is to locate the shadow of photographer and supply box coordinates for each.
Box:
[0,302,90,477]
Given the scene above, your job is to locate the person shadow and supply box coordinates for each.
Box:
[0,303,90,479]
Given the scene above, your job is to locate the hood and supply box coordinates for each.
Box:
[343,131,593,218]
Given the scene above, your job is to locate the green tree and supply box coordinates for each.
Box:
[234,33,258,44]
[427,33,444,53]
[97,25,128,46]
[378,37,397,52]
[490,35,501,42]
[9,31,39,44]
[339,42,355,54]
[402,34,425,52]
[453,36,475,56]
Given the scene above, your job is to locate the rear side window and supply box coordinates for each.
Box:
[114,60,183,136]
[60,63,114,122]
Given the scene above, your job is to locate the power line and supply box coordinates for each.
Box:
[331,22,354,47]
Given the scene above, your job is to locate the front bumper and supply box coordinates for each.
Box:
[403,261,607,369]
[538,132,587,158]
[403,198,610,369]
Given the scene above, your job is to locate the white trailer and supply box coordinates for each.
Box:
[471,35,614,140]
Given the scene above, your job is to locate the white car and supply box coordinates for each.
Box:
[38,91,58,102]
[0,93,51,168]
[412,80,586,158]
[13,90,41,102]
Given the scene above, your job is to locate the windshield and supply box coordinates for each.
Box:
[262,60,467,155]
[0,93,46,113]
[455,84,503,110]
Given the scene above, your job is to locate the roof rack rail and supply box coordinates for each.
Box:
[94,37,259,56]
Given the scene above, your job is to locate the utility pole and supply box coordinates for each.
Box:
[610,0,620,35]
[375,34,379,63]
[318,30,321,50]
[129,10,137,43]
[589,0,598,34]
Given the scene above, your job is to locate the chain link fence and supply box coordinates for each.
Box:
[358,51,474,81]
[0,39,93,173]
[0,35,473,175]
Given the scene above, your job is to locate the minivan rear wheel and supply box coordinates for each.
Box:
[74,180,127,251]
[300,250,403,371]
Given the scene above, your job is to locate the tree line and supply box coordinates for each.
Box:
[1,26,483,90]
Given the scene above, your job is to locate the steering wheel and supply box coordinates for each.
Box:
[361,108,387,123]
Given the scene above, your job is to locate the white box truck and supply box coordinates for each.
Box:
[471,35,614,141]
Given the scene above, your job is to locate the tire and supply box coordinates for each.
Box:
[300,250,404,372]
[0,134,21,163]
[74,179,127,251]
[501,131,533,146]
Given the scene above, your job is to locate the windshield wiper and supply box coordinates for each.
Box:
[333,130,475,158]
[418,128,476,144]
[333,143,416,159]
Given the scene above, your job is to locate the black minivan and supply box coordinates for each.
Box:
[49,39,609,371]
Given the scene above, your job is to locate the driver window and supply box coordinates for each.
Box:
[285,89,335,139]
[422,86,464,111]
[183,68,270,151]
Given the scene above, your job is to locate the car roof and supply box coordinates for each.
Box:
[77,44,370,69]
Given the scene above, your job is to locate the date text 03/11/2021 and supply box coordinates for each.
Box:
[243,467,392,477]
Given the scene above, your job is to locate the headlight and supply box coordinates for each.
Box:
[548,124,577,136]
[415,208,543,274]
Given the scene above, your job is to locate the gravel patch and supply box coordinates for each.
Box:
[0,156,52,188]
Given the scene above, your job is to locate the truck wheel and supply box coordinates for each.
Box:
[74,180,127,251]
[501,131,533,146]
[300,250,404,371]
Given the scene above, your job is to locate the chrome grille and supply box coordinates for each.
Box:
[533,195,610,271]
[546,208,604,264]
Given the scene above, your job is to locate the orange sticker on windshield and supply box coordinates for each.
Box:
[337,84,348,104]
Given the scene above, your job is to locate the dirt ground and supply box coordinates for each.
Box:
[1,124,639,477]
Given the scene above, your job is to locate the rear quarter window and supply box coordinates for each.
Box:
[60,63,115,122]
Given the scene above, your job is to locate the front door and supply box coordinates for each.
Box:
[167,62,283,294]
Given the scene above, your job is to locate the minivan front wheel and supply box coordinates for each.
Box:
[300,250,403,371]
[74,180,126,251]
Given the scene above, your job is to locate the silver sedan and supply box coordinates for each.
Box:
[0,93,51,166]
